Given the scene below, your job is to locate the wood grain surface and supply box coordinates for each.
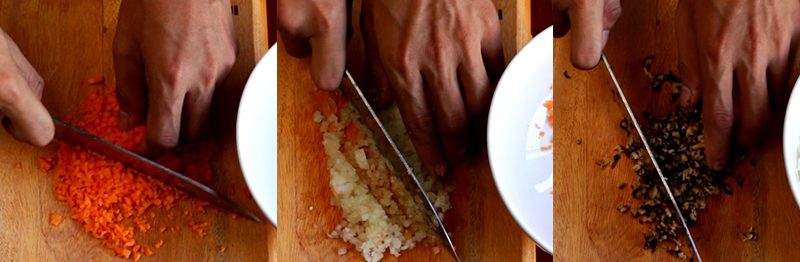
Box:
[276,1,541,257]
[0,1,275,261]
[554,0,800,260]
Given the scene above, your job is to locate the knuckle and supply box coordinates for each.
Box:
[387,48,415,76]
[150,132,180,150]
[0,76,23,106]
[709,108,734,131]
[605,3,623,24]
[703,40,729,65]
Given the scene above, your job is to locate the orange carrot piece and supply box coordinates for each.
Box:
[49,213,64,226]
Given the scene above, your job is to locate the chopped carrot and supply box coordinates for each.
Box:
[218,245,226,253]
[49,213,64,226]
[159,227,166,233]
[143,247,154,256]
[154,240,164,249]
[46,89,219,260]
[38,157,54,172]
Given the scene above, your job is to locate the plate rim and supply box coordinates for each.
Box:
[784,77,800,211]
[487,26,554,254]
[236,44,278,227]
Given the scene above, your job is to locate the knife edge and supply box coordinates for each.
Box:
[53,118,263,224]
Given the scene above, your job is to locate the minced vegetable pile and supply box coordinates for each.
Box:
[40,85,228,261]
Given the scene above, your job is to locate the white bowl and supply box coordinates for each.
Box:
[784,77,800,210]
[487,26,553,253]
[236,44,278,226]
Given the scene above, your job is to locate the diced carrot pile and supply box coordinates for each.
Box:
[47,87,221,260]
[50,213,64,226]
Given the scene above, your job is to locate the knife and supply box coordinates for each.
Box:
[53,118,263,224]
[339,70,459,261]
[602,55,702,261]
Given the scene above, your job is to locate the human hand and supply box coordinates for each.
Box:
[113,0,237,154]
[676,0,800,169]
[553,0,622,70]
[0,28,53,146]
[277,0,348,90]
[360,0,504,176]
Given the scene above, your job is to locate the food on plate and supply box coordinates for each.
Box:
[313,91,452,262]
[43,86,226,260]
[613,58,735,260]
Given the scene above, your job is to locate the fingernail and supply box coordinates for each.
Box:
[435,163,447,177]
[601,30,611,47]
[679,85,693,107]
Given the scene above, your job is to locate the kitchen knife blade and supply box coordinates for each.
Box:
[339,70,459,261]
[53,118,263,224]
[602,55,702,261]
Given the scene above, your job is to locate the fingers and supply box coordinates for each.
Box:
[423,65,471,164]
[309,30,347,90]
[481,9,505,83]
[114,0,147,130]
[0,78,54,147]
[392,71,448,177]
[181,87,213,142]
[734,60,769,147]
[552,0,571,38]
[113,27,147,130]
[460,45,493,124]
[700,59,735,170]
[676,0,701,107]
[567,0,617,70]
[278,0,347,91]
[141,76,185,156]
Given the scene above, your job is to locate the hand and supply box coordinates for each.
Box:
[553,0,622,70]
[676,0,800,169]
[277,0,348,90]
[360,0,504,176]
[0,28,53,146]
[114,0,238,154]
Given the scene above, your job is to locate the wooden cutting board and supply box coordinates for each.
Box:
[0,0,276,261]
[555,0,800,260]
[277,1,553,261]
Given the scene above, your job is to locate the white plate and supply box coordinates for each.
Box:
[784,77,800,211]
[237,44,278,226]
[488,27,553,253]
